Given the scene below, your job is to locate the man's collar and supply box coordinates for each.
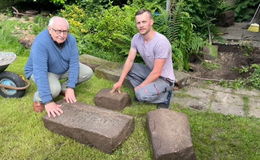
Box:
[54,40,65,48]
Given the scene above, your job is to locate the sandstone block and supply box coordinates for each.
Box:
[43,101,134,154]
[147,109,196,160]
[94,88,131,111]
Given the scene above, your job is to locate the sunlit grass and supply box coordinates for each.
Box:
[0,56,259,160]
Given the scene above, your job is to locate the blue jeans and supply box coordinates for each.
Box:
[127,63,173,104]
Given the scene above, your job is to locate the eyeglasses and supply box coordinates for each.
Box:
[51,28,69,35]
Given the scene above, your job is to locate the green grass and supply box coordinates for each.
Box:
[202,61,221,70]
[242,96,250,117]
[0,18,30,56]
[0,56,260,160]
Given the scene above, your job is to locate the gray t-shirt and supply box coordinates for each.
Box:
[131,32,175,81]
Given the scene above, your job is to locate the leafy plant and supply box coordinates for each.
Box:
[234,0,260,22]
[180,0,225,38]
[31,15,49,35]
[247,64,260,89]
[221,64,260,90]
[167,0,205,70]
[60,0,171,62]
[202,61,221,70]
[240,42,254,56]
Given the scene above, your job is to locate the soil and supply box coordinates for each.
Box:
[189,47,260,80]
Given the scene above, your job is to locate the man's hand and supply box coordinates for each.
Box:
[111,82,122,93]
[45,102,63,118]
[64,88,77,103]
[134,85,141,91]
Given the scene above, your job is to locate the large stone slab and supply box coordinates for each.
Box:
[211,92,244,116]
[248,97,260,118]
[95,64,133,88]
[80,54,191,89]
[174,71,191,88]
[43,101,134,154]
[94,88,131,111]
[79,54,112,71]
[80,54,133,88]
[147,109,196,160]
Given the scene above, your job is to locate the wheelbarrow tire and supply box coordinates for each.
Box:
[0,71,26,98]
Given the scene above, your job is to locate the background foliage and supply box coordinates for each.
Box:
[234,0,260,22]
[1,0,259,72]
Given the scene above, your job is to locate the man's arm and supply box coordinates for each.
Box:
[111,47,137,93]
[31,40,63,118]
[65,37,79,103]
[135,58,166,91]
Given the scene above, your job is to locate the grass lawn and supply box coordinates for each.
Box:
[0,56,259,160]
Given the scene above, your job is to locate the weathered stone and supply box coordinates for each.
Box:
[233,88,260,97]
[217,10,235,27]
[43,101,134,154]
[94,88,131,111]
[211,92,244,116]
[173,95,210,111]
[19,34,35,48]
[174,71,191,88]
[95,64,133,88]
[79,54,111,71]
[248,97,260,118]
[147,109,196,160]
[173,87,213,111]
[185,87,214,99]
[80,54,132,88]
[207,84,233,93]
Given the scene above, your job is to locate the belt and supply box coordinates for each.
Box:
[160,77,174,86]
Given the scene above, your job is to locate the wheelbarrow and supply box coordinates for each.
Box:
[0,52,30,98]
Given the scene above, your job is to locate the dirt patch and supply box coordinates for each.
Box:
[190,48,260,80]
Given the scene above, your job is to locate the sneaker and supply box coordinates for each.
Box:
[157,90,172,109]
[157,103,170,108]
[33,102,44,112]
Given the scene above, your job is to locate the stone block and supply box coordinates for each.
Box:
[147,109,196,160]
[95,65,132,88]
[94,88,131,111]
[211,92,244,116]
[79,54,111,71]
[174,71,191,88]
[217,10,235,27]
[43,101,134,154]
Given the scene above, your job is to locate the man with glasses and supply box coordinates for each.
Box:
[25,16,93,118]
[111,9,175,108]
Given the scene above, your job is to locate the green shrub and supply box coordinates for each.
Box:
[60,0,205,70]
[179,0,225,38]
[60,1,168,62]
[234,0,259,22]
[60,4,136,61]
[32,15,49,35]
[247,64,260,89]
[167,0,205,70]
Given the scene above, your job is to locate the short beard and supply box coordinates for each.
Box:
[140,28,151,36]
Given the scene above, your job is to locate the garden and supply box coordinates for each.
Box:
[0,0,260,159]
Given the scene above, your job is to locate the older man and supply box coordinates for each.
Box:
[25,16,93,117]
[112,9,175,108]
